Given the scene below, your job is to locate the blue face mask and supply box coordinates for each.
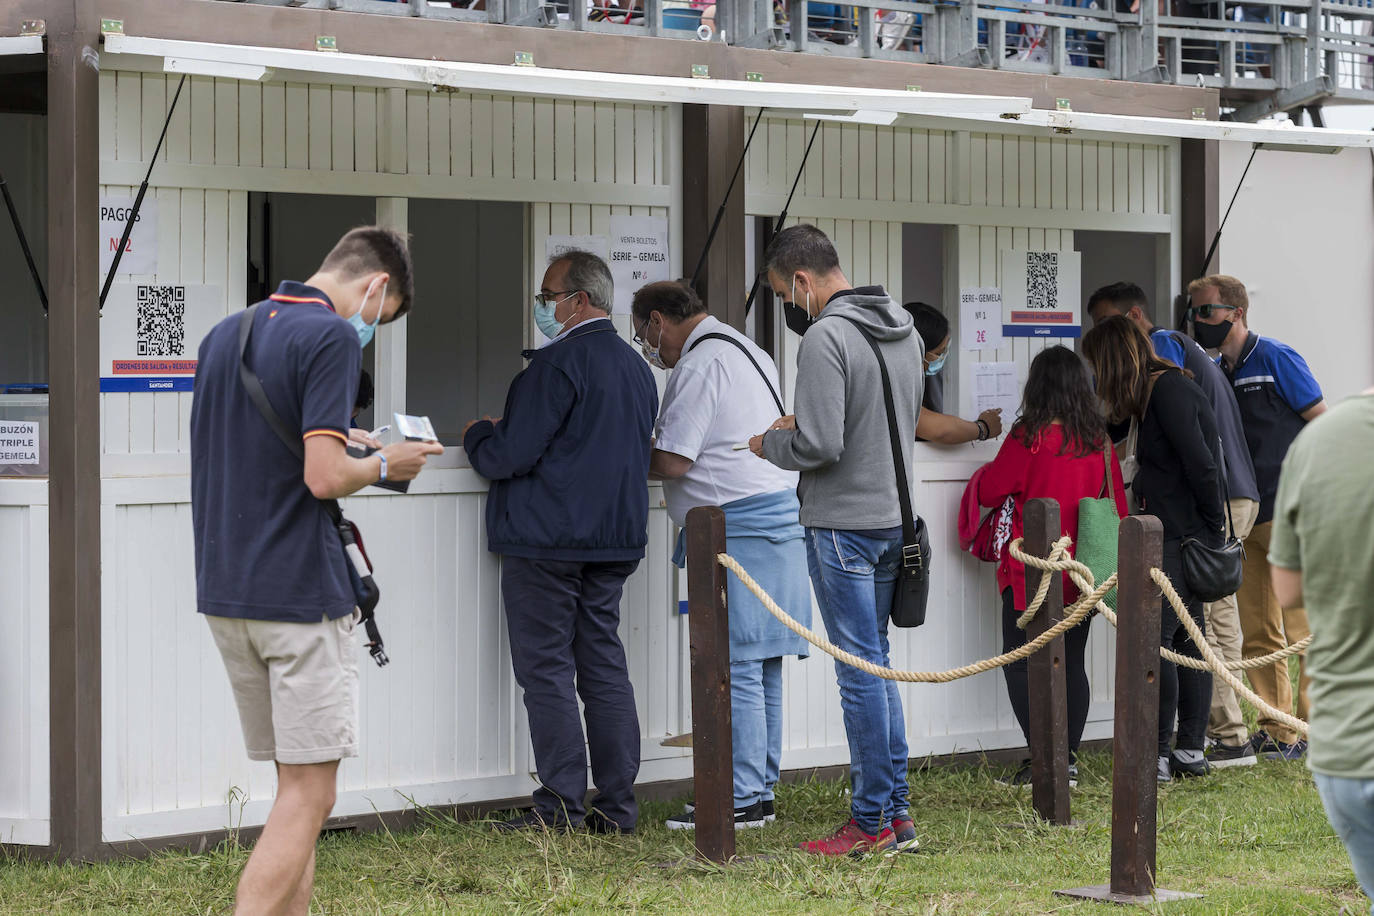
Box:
[925,353,947,377]
[534,293,578,340]
[349,279,385,349]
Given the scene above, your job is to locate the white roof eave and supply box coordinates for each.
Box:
[101,34,1033,118]
[0,35,44,57]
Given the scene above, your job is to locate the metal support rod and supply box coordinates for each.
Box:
[1022,498,1071,826]
[98,74,187,310]
[1199,143,1256,279]
[742,120,820,316]
[0,170,48,312]
[685,506,735,864]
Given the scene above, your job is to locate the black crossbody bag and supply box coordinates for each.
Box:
[840,319,931,628]
[1180,447,1245,603]
[687,332,785,415]
[237,304,390,666]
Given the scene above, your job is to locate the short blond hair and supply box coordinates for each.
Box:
[1187,274,1249,315]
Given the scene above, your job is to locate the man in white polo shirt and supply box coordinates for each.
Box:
[632,280,811,831]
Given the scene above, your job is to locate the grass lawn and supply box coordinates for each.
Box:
[0,751,1362,915]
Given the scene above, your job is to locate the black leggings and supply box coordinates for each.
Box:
[1001,587,1093,756]
[1159,539,1212,756]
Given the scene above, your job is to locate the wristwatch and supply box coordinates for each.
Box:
[378,453,389,482]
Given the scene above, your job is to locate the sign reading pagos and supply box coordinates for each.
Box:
[999,249,1082,338]
[99,196,159,278]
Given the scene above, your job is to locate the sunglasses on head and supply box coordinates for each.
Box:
[1187,303,1237,321]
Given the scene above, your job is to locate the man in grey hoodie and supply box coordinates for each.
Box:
[748,224,923,857]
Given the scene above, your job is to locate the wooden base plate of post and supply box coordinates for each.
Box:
[1055,886,1202,905]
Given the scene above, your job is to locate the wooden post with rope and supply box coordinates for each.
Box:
[1058,514,1200,904]
[684,506,735,864]
[1022,499,1072,826]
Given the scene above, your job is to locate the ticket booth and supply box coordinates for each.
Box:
[10,5,1374,860]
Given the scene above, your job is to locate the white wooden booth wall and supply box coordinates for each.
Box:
[8,64,1175,845]
[743,116,1179,769]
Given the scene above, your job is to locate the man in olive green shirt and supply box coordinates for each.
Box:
[1269,387,1374,914]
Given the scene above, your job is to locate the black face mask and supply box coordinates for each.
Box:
[1192,318,1232,350]
[784,302,812,337]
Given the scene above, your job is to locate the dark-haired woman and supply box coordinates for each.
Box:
[903,301,1004,445]
[976,346,1127,784]
[1083,316,1226,782]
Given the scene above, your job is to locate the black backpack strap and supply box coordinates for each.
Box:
[838,318,921,570]
[237,304,388,665]
[688,332,786,416]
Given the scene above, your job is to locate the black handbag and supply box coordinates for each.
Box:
[1180,453,1245,603]
[237,304,390,666]
[842,318,930,628]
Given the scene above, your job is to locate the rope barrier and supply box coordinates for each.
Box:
[716,552,1115,684]
[715,536,1310,735]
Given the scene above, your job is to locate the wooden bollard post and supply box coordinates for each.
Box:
[1022,498,1071,826]
[1058,514,1199,904]
[684,506,735,864]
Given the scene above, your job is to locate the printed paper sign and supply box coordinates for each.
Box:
[544,234,609,265]
[970,361,1019,430]
[0,421,40,465]
[608,216,671,315]
[959,287,1003,351]
[99,196,158,278]
[1000,249,1082,338]
[99,283,224,392]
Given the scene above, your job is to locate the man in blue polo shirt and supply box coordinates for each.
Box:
[1087,281,1262,767]
[1189,273,1327,762]
[191,227,442,916]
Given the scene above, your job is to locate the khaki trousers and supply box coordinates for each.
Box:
[1204,497,1259,745]
[1236,519,1311,745]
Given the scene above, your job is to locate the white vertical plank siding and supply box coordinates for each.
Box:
[0,495,51,846]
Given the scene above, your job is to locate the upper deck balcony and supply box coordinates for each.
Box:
[212,0,1373,120]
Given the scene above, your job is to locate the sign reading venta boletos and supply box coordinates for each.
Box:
[1000,248,1082,338]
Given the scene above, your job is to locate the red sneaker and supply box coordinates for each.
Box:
[798,819,894,857]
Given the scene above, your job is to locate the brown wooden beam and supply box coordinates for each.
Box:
[1022,498,1071,826]
[45,0,104,864]
[683,104,747,330]
[0,0,1217,121]
[1179,138,1220,294]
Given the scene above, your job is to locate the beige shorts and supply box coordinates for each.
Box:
[206,611,360,765]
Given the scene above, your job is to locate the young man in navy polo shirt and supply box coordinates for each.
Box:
[1189,274,1327,762]
[191,227,442,916]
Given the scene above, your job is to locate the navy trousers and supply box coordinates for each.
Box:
[501,556,641,829]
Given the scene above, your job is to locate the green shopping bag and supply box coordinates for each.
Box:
[1076,448,1122,611]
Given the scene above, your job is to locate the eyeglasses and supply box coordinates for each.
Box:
[1187,303,1237,321]
[632,319,650,347]
[535,289,581,308]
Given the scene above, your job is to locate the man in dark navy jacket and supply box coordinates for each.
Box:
[463,250,657,834]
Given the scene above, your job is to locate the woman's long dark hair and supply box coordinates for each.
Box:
[1011,346,1109,458]
[1081,315,1182,423]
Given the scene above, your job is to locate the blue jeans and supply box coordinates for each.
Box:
[1314,772,1374,914]
[805,526,910,836]
[731,657,783,807]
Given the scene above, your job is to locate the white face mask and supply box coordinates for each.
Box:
[640,319,668,370]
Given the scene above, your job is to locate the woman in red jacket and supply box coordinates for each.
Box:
[977,346,1127,784]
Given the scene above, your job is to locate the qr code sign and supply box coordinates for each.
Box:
[136,285,187,356]
[1025,251,1059,309]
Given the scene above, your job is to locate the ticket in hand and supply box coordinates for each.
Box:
[394,413,439,443]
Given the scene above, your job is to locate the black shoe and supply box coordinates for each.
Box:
[584,809,635,835]
[996,760,1076,788]
[1249,730,1281,756]
[996,760,1032,787]
[1169,752,1212,779]
[491,810,571,833]
[1268,738,1308,762]
[683,798,777,822]
[1205,740,1258,768]
[666,800,768,831]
